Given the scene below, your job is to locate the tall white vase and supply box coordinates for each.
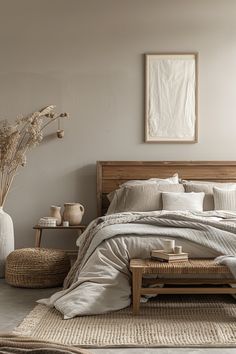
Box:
[0,207,14,278]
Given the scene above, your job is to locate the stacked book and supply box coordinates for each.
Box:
[151,249,188,262]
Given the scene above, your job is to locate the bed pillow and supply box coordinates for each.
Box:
[107,174,179,203]
[120,173,179,188]
[106,183,184,214]
[183,183,214,211]
[213,187,236,211]
[162,192,205,212]
[182,180,236,188]
[107,173,179,211]
[106,188,124,215]
[183,181,236,211]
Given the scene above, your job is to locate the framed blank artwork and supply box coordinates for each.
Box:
[145,53,198,143]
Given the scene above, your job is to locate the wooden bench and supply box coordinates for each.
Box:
[130,258,236,315]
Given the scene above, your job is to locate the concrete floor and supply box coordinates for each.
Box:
[0,280,236,354]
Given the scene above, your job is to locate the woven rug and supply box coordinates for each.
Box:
[13,295,236,348]
[0,334,91,354]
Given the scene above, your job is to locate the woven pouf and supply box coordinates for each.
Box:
[5,248,71,288]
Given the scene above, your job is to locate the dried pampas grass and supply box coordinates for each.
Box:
[0,105,69,206]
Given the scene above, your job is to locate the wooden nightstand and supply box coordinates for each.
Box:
[33,225,87,248]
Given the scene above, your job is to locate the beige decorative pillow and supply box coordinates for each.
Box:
[213,187,236,211]
[107,174,180,212]
[106,184,184,214]
[183,181,236,211]
[162,192,205,212]
[183,183,214,211]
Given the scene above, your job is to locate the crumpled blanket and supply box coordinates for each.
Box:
[215,255,236,278]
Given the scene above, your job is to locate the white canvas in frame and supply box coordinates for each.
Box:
[145,53,198,143]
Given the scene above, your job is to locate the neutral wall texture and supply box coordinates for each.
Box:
[1,0,236,249]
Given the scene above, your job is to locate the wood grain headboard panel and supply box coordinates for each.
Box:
[97,161,236,216]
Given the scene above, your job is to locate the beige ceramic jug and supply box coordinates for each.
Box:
[63,203,85,225]
[50,205,62,226]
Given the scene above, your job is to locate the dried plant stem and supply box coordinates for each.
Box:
[1,170,17,207]
[0,105,69,207]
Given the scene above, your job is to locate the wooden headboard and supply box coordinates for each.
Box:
[96,161,236,216]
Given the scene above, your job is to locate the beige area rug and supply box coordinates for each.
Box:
[13,295,236,348]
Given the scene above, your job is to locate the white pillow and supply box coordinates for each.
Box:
[213,187,236,211]
[162,192,205,212]
[120,173,179,188]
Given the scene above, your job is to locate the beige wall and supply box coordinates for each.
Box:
[1,0,236,249]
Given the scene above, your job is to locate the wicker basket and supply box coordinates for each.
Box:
[5,248,70,288]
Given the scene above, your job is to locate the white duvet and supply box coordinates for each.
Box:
[38,211,236,318]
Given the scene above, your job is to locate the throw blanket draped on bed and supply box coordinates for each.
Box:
[38,211,236,318]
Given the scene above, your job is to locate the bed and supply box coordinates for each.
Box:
[39,161,236,318]
[97,160,236,215]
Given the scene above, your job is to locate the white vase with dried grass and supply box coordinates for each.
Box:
[0,207,14,277]
[0,105,69,277]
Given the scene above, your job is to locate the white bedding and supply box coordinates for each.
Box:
[38,211,236,319]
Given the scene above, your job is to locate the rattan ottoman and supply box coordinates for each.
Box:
[130,258,236,315]
[5,248,70,288]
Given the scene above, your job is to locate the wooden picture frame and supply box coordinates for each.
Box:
[145,53,198,143]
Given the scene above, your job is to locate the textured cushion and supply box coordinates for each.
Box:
[108,174,179,203]
[107,174,180,213]
[107,184,184,214]
[213,187,236,211]
[162,192,205,212]
[183,181,236,211]
[183,183,214,211]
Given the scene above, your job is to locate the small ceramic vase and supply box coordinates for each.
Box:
[63,203,85,225]
[50,205,62,226]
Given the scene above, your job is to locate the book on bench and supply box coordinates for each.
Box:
[151,249,188,262]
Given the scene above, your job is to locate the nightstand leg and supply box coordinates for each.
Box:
[35,229,42,247]
[132,268,143,315]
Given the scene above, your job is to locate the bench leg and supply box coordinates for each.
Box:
[132,268,143,315]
